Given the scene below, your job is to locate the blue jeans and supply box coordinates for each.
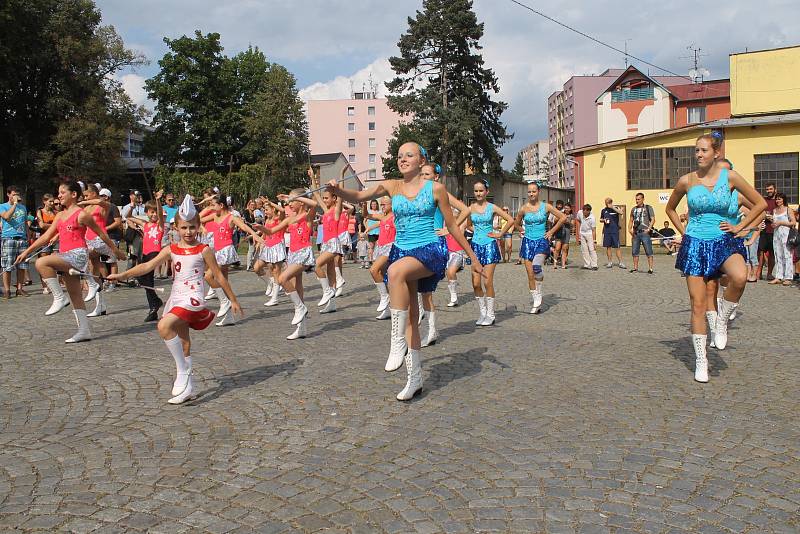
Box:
[632,232,653,257]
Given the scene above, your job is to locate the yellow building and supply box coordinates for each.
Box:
[569,45,800,246]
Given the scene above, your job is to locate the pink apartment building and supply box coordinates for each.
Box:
[307,93,404,183]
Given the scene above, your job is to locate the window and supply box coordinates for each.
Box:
[755,153,799,204]
[347,123,355,132]
[368,122,376,131]
[368,138,376,148]
[348,138,356,148]
[369,154,376,164]
[368,106,375,116]
[687,106,706,124]
[347,106,355,116]
[348,154,356,163]
[627,146,694,190]
[369,169,377,180]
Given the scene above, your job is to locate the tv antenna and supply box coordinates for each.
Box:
[681,44,709,82]
[623,39,632,68]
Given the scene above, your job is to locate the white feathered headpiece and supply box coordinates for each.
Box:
[178,194,197,221]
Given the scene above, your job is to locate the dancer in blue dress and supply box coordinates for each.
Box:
[497,182,566,314]
[417,163,469,347]
[666,132,766,382]
[326,142,482,400]
[457,179,514,326]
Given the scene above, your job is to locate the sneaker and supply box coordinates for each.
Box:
[618,263,626,269]
[647,269,654,275]
[629,268,638,273]
[605,262,613,268]
[591,267,598,271]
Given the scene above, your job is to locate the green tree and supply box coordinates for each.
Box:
[512,152,525,177]
[0,0,145,191]
[385,0,511,198]
[240,63,309,189]
[145,31,239,168]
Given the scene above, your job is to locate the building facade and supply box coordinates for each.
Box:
[568,45,800,245]
[307,93,403,183]
[595,66,730,143]
[520,139,549,182]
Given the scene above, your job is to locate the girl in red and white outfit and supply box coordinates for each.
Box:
[201,195,264,326]
[126,190,166,322]
[293,167,343,314]
[108,195,242,404]
[252,199,286,307]
[257,189,316,340]
[334,197,351,295]
[16,181,121,343]
[79,184,117,317]
[444,213,469,307]
[363,196,395,319]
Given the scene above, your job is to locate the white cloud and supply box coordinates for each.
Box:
[298,58,393,101]
[119,73,151,109]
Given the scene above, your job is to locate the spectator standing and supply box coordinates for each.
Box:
[629,192,655,274]
[769,193,796,286]
[600,198,625,268]
[757,183,777,280]
[1,185,30,298]
[36,194,57,294]
[99,189,122,288]
[575,204,598,270]
[122,191,146,267]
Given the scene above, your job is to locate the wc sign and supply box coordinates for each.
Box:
[658,192,670,204]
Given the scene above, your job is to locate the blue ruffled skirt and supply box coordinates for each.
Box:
[386,239,447,293]
[471,240,501,265]
[519,237,551,260]
[675,233,745,279]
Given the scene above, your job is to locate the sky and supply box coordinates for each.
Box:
[100,0,800,164]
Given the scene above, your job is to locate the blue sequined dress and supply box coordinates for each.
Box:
[675,168,744,278]
[386,180,447,292]
[519,202,551,260]
[470,203,502,265]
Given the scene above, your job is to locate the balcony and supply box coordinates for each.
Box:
[611,86,654,103]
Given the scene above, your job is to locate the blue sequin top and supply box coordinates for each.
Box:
[471,203,495,245]
[433,205,444,230]
[727,189,740,225]
[523,202,547,240]
[686,168,732,240]
[392,180,438,250]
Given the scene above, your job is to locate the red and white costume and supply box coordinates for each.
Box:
[206,214,240,266]
[165,243,215,330]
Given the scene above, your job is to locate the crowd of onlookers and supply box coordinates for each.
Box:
[2,183,799,300]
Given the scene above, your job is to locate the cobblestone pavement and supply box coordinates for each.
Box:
[1,253,799,533]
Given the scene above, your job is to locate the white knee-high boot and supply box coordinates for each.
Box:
[65,309,92,343]
[482,297,496,326]
[385,309,408,372]
[287,317,307,340]
[84,274,100,303]
[705,311,717,348]
[447,281,458,307]
[397,349,422,401]
[287,291,308,325]
[475,296,486,325]
[421,311,438,347]
[692,334,708,383]
[164,336,192,396]
[43,278,69,316]
[215,287,231,317]
[715,299,738,350]
[375,282,390,311]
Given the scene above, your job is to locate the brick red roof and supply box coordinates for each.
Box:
[667,80,730,102]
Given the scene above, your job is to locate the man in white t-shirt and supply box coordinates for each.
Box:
[575,203,598,270]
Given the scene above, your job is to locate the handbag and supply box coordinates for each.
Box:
[787,226,798,248]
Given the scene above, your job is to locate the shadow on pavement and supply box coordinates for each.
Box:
[420,347,510,398]
[660,337,728,377]
[190,358,303,405]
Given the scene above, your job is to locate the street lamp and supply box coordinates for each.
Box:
[564,155,580,206]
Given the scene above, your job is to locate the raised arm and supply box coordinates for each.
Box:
[232,216,265,244]
[326,180,391,204]
[107,246,171,281]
